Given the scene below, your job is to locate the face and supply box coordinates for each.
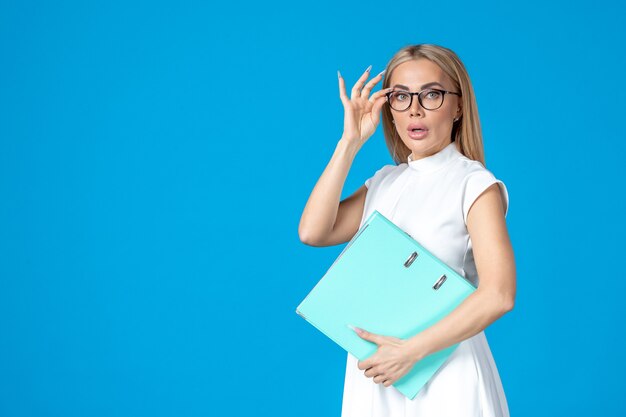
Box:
[387,58,462,161]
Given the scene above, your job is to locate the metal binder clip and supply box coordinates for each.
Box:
[433,274,447,290]
[404,251,418,267]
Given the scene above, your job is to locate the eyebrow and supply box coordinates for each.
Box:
[392,82,445,90]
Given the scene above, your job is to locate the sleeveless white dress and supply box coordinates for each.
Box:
[341,141,510,417]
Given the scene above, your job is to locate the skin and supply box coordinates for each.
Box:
[386,58,463,160]
[337,60,517,387]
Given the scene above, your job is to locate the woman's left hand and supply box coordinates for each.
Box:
[353,326,419,387]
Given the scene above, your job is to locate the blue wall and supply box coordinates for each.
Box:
[1,0,624,415]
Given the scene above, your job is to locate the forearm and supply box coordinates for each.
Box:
[298,138,360,242]
[405,288,512,362]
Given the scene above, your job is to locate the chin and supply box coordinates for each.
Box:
[403,136,435,149]
[404,136,448,156]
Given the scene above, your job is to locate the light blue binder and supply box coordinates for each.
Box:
[295,210,476,400]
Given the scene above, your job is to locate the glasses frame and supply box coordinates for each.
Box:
[385,88,462,111]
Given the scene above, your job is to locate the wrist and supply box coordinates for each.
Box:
[336,137,361,158]
[404,333,429,363]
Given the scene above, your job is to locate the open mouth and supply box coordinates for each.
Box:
[407,128,429,139]
[407,123,428,132]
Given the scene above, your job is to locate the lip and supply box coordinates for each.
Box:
[407,123,429,140]
[407,123,428,131]
[407,129,429,140]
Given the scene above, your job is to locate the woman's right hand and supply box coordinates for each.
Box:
[338,66,393,149]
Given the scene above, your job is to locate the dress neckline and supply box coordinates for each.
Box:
[407,141,460,173]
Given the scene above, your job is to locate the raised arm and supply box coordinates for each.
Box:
[298,140,366,247]
[298,65,392,247]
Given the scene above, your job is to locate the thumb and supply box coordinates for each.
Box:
[369,96,386,126]
[350,325,383,345]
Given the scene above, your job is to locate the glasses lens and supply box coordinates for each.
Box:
[389,90,444,111]
[389,91,411,111]
[419,89,443,110]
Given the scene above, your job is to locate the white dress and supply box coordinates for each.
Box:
[341,140,510,417]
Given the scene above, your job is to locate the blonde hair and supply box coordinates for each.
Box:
[381,44,487,166]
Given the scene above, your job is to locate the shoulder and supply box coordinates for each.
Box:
[455,153,493,177]
[449,153,502,187]
[364,163,405,189]
[453,155,510,224]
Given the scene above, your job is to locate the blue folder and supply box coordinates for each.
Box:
[296,210,476,399]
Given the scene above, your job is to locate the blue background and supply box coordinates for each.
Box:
[1,0,624,416]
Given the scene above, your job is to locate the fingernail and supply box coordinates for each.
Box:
[347,324,363,334]
[377,69,386,77]
[364,64,372,72]
[337,70,342,79]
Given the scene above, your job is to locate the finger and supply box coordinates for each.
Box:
[364,366,379,378]
[356,328,384,345]
[373,374,386,384]
[358,358,376,371]
[368,87,394,104]
[350,65,372,100]
[383,379,392,387]
[361,70,386,98]
[357,359,372,371]
[369,95,389,126]
[338,70,350,106]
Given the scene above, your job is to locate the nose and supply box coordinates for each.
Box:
[409,94,424,117]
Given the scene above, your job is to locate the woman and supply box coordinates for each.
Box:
[298,44,516,417]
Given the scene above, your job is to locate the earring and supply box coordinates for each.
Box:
[453,117,459,122]
[392,120,396,124]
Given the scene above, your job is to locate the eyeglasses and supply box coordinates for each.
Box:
[385,88,462,111]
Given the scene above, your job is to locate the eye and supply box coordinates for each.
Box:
[425,90,442,99]
[395,92,409,101]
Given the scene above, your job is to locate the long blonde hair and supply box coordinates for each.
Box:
[381,44,487,166]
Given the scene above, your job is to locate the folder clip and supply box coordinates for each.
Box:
[433,274,447,290]
[404,251,419,267]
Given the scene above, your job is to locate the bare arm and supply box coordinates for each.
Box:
[404,183,517,360]
[298,139,367,247]
[298,65,391,247]
[352,183,516,387]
